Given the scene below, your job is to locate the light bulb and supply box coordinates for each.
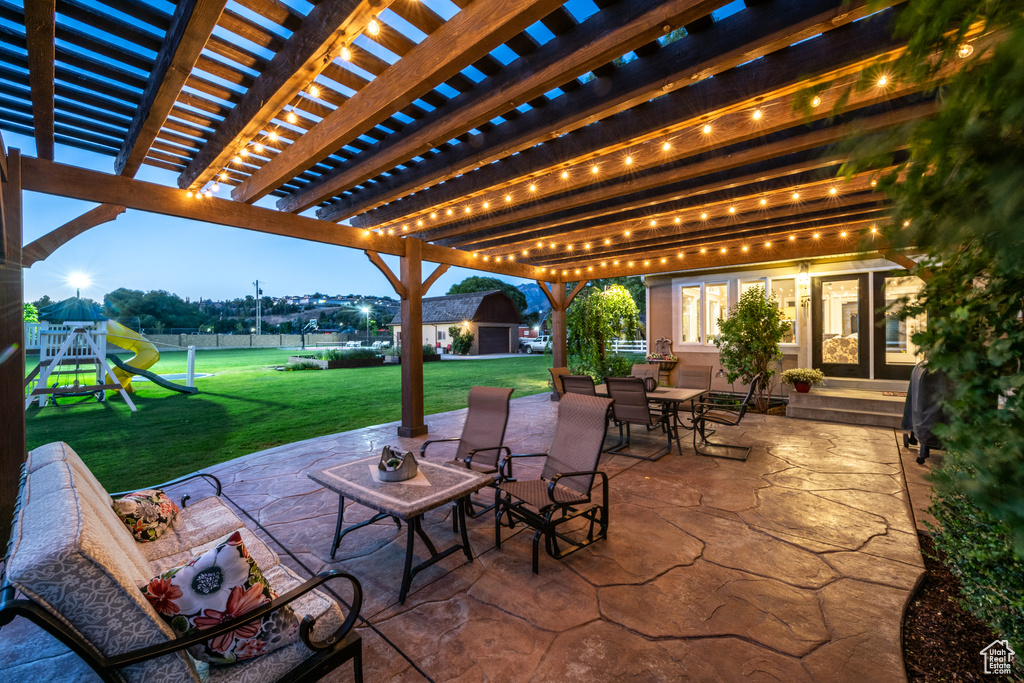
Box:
[957,43,974,59]
[702,123,712,134]
[233,155,242,164]
[700,212,708,220]
[402,225,408,231]
[752,109,762,121]
[742,246,748,252]
[446,208,453,215]
[341,47,351,61]
[528,184,536,192]
[268,131,277,141]
[813,233,820,239]
[764,241,771,248]
[368,19,380,36]
[286,111,298,124]
[792,192,800,200]
[625,156,633,165]
[662,141,671,151]
[430,212,437,218]
[483,201,489,209]
[220,171,228,181]
[811,96,822,108]
[584,243,590,249]
[253,143,263,152]
[239,148,248,157]
[186,191,193,198]
[789,235,795,241]
[649,219,656,226]
[561,170,568,179]
[624,230,630,236]
[211,182,219,192]
[604,238,610,245]
[840,231,847,237]
[591,165,599,174]
[728,206,736,214]
[760,198,767,205]
[417,219,423,226]
[505,194,512,202]
[877,75,888,87]
[464,206,470,213]
[674,217,681,223]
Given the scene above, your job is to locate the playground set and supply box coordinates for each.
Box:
[24,298,198,412]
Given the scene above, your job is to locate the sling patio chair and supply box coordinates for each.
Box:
[673,364,713,430]
[561,374,597,396]
[494,392,614,573]
[421,386,514,527]
[549,367,570,399]
[605,376,681,460]
[631,363,660,385]
[691,373,763,461]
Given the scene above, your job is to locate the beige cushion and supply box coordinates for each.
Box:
[7,459,199,683]
[25,441,112,507]
[206,564,347,683]
[140,496,246,562]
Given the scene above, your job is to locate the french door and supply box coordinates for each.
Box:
[811,274,870,378]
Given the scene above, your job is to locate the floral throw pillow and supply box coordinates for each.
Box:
[112,489,180,542]
[140,531,300,665]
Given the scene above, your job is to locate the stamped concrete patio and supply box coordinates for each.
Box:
[2,392,928,681]
[199,392,925,682]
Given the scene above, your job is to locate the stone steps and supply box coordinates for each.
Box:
[787,388,906,429]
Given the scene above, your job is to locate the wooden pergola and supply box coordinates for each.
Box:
[0,0,987,534]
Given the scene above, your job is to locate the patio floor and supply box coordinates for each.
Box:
[4,393,928,681]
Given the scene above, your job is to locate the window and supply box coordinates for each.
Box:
[681,286,701,343]
[705,284,728,342]
[437,330,446,341]
[883,276,926,365]
[771,279,797,344]
[740,279,766,296]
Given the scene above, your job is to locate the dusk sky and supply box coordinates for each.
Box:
[9,130,532,304]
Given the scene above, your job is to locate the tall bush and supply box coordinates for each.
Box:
[714,288,789,412]
[566,284,640,381]
[448,326,474,355]
[838,1,1024,552]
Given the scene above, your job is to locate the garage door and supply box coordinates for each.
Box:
[477,327,509,354]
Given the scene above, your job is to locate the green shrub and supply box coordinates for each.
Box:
[566,284,640,381]
[284,361,322,371]
[929,452,1024,656]
[780,368,826,386]
[423,344,436,356]
[714,288,789,411]
[448,326,474,355]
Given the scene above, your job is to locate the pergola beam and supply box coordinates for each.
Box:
[116,0,226,178]
[232,0,566,204]
[277,0,727,213]
[18,156,543,281]
[177,0,391,191]
[24,0,55,161]
[22,204,127,266]
[0,147,23,549]
[424,102,935,243]
[332,0,899,224]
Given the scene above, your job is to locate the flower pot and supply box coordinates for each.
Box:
[794,381,811,393]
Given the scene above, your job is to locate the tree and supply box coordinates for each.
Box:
[447,276,527,315]
[566,284,640,381]
[713,288,789,412]
[23,302,38,323]
[586,276,646,315]
[838,0,1024,570]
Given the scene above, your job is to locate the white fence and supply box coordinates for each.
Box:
[607,339,647,354]
[25,323,42,351]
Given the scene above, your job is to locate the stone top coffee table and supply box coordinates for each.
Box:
[308,456,492,603]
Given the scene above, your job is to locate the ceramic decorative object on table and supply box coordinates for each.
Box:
[378,445,418,482]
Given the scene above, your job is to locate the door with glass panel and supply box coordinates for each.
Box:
[872,272,927,379]
[811,274,870,378]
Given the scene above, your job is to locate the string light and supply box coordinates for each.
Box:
[813,232,820,238]
[957,43,974,59]
[829,187,838,195]
[341,46,351,61]
[446,208,453,215]
[840,231,848,237]
[742,246,748,252]
[625,156,633,166]
[417,219,423,226]
[430,212,437,219]
[268,131,277,142]
[877,75,889,87]
[253,143,263,153]
[186,191,193,198]
[387,228,394,235]
[764,241,772,248]
[464,206,470,213]
[628,262,634,267]
[233,155,242,164]
[561,170,569,179]
[529,184,537,192]
[811,96,822,108]
[760,198,767,205]
[871,179,878,187]
[674,217,681,223]
[239,149,248,157]
[789,235,795,241]
[220,172,228,181]
[720,247,726,253]
[677,253,683,259]
[871,226,878,233]
[701,123,712,135]
[700,248,706,254]
[211,182,219,192]
[604,238,610,245]
[649,219,656,227]
[662,141,671,151]
[483,201,489,209]
[752,109,763,121]
[591,165,599,174]
[728,206,736,214]
[584,243,591,249]
[792,192,800,200]
[537,241,543,248]
[523,250,528,256]
[363,230,370,237]
[286,111,298,124]
[624,230,631,236]
[368,19,380,36]
[700,212,708,220]
[601,261,607,266]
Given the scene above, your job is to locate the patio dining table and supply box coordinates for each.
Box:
[594,384,707,432]
[308,457,492,603]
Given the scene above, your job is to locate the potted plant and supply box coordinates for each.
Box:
[714,288,791,412]
[780,368,826,393]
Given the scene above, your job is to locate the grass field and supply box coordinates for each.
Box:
[26,349,553,491]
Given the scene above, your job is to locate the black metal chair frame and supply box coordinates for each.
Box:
[605,377,680,460]
[1,466,364,683]
[421,438,511,528]
[691,373,763,461]
[494,454,609,575]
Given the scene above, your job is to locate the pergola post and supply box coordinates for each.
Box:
[538,279,588,398]
[398,238,427,437]
[0,147,24,546]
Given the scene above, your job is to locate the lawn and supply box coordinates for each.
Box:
[25,349,553,491]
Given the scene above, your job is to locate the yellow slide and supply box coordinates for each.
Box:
[105,321,160,393]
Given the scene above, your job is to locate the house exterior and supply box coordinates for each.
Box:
[389,290,521,355]
[645,254,925,392]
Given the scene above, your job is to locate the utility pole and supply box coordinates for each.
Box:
[253,280,262,335]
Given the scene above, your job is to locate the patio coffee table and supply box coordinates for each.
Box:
[308,457,492,603]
